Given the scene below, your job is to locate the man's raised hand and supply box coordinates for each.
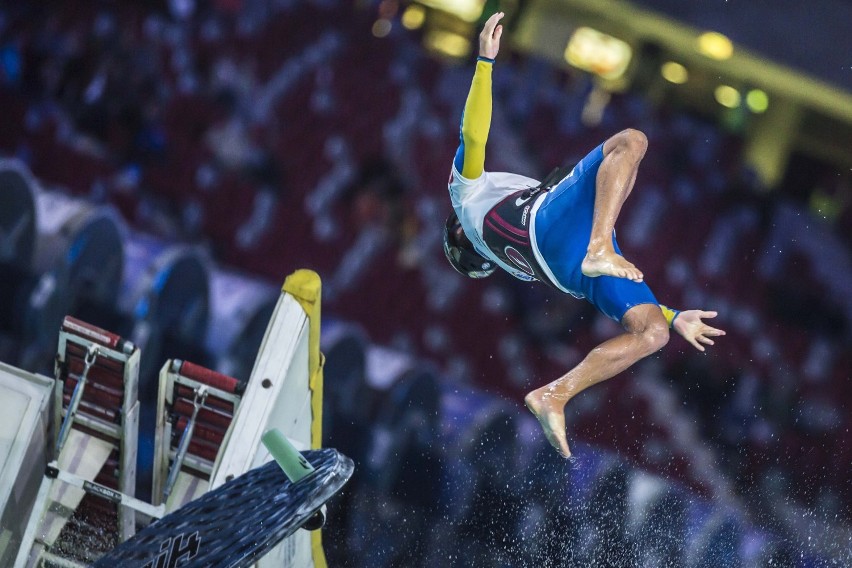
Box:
[673,310,726,352]
[479,12,505,60]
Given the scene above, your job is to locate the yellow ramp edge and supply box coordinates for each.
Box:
[282,269,326,568]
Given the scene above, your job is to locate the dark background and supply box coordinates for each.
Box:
[0,0,849,566]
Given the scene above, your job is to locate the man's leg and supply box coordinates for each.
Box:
[524,303,668,457]
[580,129,647,283]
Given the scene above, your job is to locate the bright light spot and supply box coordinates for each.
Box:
[714,85,741,108]
[746,89,769,113]
[416,0,483,22]
[660,61,688,84]
[401,4,426,30]
[372,18,392,38]
[564,27,633,80]
[424,29,471,58]
[697,31,734,60]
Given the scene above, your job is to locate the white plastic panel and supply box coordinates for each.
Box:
[208,291,316,568]
[0,362,53,566]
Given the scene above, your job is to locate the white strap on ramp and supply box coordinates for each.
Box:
[38,431,112,546]
[166,471,209,511]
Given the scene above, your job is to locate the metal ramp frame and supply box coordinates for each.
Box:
[15,316,145,567]
[152,359,244,512]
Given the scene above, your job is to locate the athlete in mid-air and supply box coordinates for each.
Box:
[444,12,726,458]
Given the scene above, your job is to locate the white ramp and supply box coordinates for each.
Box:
[210,269,325,568]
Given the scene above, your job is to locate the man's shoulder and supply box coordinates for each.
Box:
[449,164,485,188]
[449,167,540,192]
[488,171,540,188]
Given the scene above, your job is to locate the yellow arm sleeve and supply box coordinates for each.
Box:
[659,305,681,328]
[459,60,493,179]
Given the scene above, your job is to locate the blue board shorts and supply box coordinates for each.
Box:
[533,143,658,323]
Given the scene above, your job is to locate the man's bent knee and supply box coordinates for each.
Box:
[621,128,648,154]
[622,303,669,354]
[607,128,648,158]
[641,320,669,354]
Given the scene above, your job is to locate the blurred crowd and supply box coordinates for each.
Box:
[0,0,849,565]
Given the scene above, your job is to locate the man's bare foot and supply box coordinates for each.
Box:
[581,249,643,282]
[524,390,572,458]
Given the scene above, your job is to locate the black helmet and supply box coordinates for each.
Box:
[443,213,496,279]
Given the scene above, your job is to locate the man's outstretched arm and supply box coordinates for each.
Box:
[453,12,504,181]
[660,305,726,352]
